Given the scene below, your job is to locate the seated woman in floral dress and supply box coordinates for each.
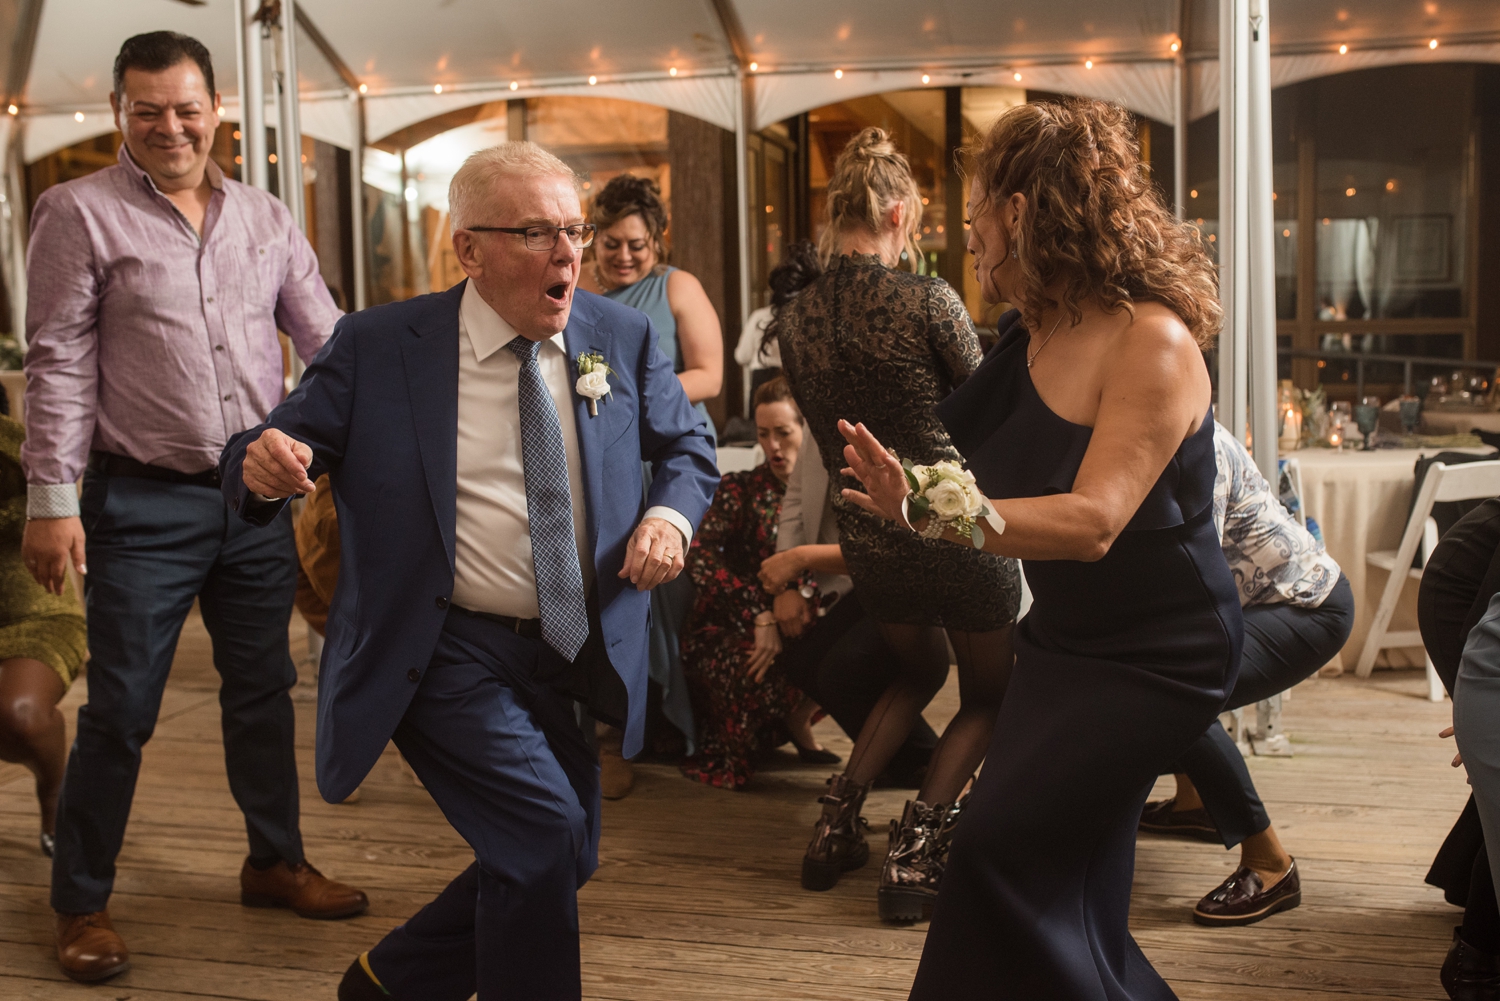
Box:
[680,377,837,788]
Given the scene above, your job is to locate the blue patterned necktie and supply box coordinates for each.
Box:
[506,336,589,661]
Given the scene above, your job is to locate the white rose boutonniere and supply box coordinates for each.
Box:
[903,458,993,549]
[574,351,613,416]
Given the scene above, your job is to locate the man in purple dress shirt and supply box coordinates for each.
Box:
[19,32,367,983]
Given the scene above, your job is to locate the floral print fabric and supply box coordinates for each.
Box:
[680,464,804,789]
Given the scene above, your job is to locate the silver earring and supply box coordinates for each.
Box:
[1010,246,1019,260]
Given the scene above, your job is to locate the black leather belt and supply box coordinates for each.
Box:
[88,450,222,488]
[450,604,543,639]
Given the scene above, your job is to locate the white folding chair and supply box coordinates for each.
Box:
[1354,460,1500,700]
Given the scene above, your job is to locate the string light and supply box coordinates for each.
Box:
[1085,59,1094,69]
[588,75,598,85]
[1190,188,1198,198]
[433,84,443,94]
[1429,38,1439,49]
[834,69,843,79]
[1282,228,1291,237]
[1013,72,1022,82]
[669,67,678,77]
[233,130,242,140]
[510,80,519,91]
[5,104,16,115]
[921,74,930,84]
[358,83,368,94]
[235,155,243,164]
[269,153,277,163]
[1338,44,1348,54]
[1170,41,1180,53]
[749,61,758,72]
[73,111,84,122]
[1346,187,1356,196]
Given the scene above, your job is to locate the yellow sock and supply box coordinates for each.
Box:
[358,952,390,996]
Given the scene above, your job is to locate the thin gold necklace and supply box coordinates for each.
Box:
[1027,314,1067,368]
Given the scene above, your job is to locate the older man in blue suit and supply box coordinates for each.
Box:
[220,142,719,1001]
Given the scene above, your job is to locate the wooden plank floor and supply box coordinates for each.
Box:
[0,609,1470,999]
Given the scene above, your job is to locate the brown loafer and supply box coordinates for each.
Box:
[1193,858,1301,926]
[56,910,129,983]
[240,858,369,920]
[1139,798,1222,843]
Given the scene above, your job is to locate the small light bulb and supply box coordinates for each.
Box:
[1429,38,1439,49]
[74,111,85,122]
[588,75,598,85]
[1338,44,1348,54]
[358,83,368,94]
[1085,59,1093,69]
[834,69,843,79]
[1272,191,1278,200]
[235,155,243,164]
[269,153,277,163]
[510,80,519,91]
[749,61,758,72]
[5,104,16,115]
[1013,72,1022,82]
[1190,189,1198,199]
[1346,187,1356,196]
[1170,41,1180,52]
[233,130,242,140]
[921,74,931,84]
[669,67,678,77]
[301,154,308,163]
[1282,229,1291,238]
[434,84,443,94]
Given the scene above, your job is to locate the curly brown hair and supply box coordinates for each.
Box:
[970,100,1221,347]
[590,173,669,272]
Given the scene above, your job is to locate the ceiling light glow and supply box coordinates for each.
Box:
[834,69,843,79]
[588,75,598,85]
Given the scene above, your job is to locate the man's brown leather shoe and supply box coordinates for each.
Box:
[240,858,368,920]
[1192,858,1301,926]
[55,910,129,983]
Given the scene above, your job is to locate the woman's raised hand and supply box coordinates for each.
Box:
[838,420,911,526]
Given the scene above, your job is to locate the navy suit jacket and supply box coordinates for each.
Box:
[220,281,719,802]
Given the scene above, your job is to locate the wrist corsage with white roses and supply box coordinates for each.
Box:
[901,459,999,549]
[575,351,612,417]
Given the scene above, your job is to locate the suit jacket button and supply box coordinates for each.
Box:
[435,596,449,610]
[230,497,239,511]
[408,668,420,682]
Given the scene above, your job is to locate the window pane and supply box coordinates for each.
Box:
[1313,65,1472,320]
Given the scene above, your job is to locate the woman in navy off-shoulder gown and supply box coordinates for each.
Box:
[838,100,1242,1000]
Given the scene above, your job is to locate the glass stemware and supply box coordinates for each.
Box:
[1354,396,1381,450]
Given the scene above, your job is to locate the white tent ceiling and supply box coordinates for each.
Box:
[5,0,1500,162]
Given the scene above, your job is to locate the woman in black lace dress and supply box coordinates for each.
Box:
[773,128,1021,921]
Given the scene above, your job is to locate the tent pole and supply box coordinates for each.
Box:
[240,0,269,191]
[351,93,367,310]
[1173,0,1189,220]
[1217,0,1250,444]
[275,0,306,231]
[734,66,751,345]
[3,137,28,349]
[1247,0,1278,481]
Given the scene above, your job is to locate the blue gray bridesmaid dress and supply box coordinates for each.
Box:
[910,311,1242,1000]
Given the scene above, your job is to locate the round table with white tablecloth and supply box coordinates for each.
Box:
[1288,445,1494,672]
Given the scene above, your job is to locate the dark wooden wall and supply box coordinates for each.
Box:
[667,110,739,429]
[1477,65,1500,362]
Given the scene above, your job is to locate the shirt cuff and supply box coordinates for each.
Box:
[27,483,80,520]
[644,505,693,546]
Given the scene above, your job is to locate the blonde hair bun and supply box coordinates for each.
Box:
[819,129,924,269]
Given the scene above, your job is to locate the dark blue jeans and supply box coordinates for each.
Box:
[50,472,304,913]
[1173,574,1355,847]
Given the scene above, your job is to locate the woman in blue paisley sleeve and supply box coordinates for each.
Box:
[1139,423,1353,927]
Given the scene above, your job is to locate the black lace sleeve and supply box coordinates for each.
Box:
[926,280,982,389]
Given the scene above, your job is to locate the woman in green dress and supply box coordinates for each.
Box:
[0,413,87,856]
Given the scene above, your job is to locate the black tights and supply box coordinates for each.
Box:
[841,622,1015,806]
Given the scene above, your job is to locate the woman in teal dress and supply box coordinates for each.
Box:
[581,174,723,795]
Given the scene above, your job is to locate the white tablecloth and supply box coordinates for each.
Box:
[1290,446,1492,671]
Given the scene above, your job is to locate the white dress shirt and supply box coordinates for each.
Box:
[451,281,691,618]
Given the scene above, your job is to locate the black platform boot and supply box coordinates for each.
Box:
[878,795,969,923]
[801,774,872,891]
[1443,927,1500,1000]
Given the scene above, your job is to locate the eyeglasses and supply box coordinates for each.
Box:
[464,223,596,251]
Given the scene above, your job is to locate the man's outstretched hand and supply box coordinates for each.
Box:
[619,516,685,592]
[243,428,317,499]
